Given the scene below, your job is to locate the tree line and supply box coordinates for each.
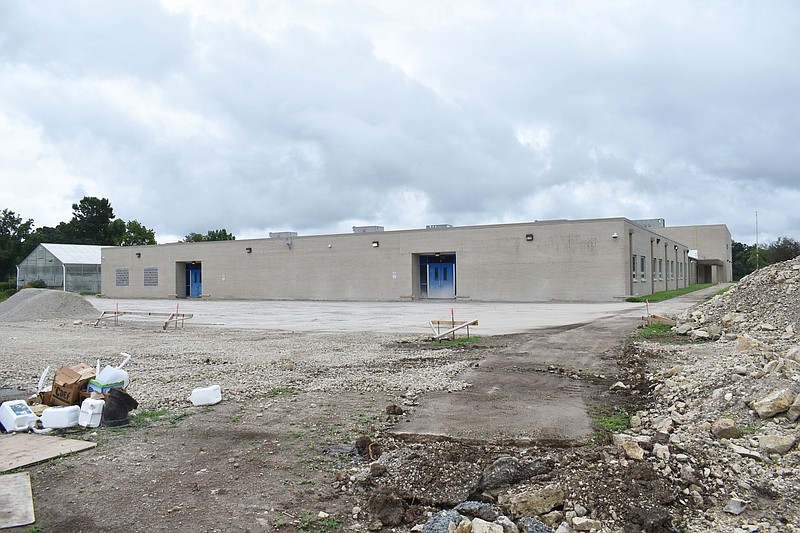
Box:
[0,196,235,283]
[732,237,800,280]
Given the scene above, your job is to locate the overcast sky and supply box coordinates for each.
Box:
[1,1,798,245]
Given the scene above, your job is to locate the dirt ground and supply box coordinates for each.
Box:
[4,325,663,533]
[1,292,725,532]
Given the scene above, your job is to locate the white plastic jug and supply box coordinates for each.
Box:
[79,398,105,428]
[94,353,131,390]
[188,385,222,406]
[41,405,81,428]
[0,400,38,432]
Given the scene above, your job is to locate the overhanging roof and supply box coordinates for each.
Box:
[40,244,103,265]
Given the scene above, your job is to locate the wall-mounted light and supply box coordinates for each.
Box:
[245,247,252,253]
[434,252,440,257]
[525,233,534,241]
[656,238,661,244]
[135,252,141,258]
[372,241,379,248]
[674,245,678,250]
[611,233,619,239]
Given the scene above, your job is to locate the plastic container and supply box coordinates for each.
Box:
[0,400,38,432]
[78,398,105,428]
[88,353,131,393]
[40,405,80,428]
[188,385,222,406]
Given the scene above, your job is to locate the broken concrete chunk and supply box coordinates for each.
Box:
[711,418,742,439]
[751,389,796,418]
[759,435,796,455]
[499,484,565,516]
[723,498,748,515]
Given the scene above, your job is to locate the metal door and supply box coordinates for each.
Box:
[427,263,454,298]
[188,266,202,297]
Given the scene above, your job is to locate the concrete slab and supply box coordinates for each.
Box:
[88,298,637,335]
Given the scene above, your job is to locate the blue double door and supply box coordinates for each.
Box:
[186,264,202,297]
[428,263,455,298]
[420,254,456,298]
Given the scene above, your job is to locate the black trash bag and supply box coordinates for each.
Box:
[101,388,139,427]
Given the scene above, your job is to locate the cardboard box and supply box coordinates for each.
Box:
[50,364,95,406]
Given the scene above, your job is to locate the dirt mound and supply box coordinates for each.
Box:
[0,288,99,322]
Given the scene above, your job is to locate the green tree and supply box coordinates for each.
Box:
[69,197,117,244]
[183,229,236,242]
[766,237,800,263]
[0,209,34,282]
[120,220,157,246]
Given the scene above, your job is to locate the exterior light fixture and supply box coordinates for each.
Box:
[246,247,252,253]
[674,245,678,250]
[656,238,661,244]
[611,233,619,239]
[372,241,379,247]
[525,234,534,241]
[135,252,141,258]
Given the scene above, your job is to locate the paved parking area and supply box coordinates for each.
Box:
[89,298,646,335]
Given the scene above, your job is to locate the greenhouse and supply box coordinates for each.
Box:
[17,243,103,293]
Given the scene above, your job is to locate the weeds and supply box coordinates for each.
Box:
[434,335,483,347]
[590,405,631,435]
[267,387,302,398]
[297,512,342,533]
[626,283,715,303]
[130,409,168,428]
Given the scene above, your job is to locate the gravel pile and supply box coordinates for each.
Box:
[0,288,99,322]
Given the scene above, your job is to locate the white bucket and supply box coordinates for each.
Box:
[188,385,222,406]
[0,400,38,432]
[79,398,105,428]
[41,405,81,429]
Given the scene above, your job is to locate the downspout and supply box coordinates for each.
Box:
[629,230,634,297]
[650,237,656,294]
[63,264,67,291]
[16,265,20,289]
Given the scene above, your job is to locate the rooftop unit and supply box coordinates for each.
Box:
[352,226,384,233]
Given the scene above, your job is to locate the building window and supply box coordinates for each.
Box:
[640,256,646,280]
[115,268,129,287]
[144,267,158,287]
[632,255,637,281]
[653,258,657,281]
[659,259,663,280]
[671,261,675,280]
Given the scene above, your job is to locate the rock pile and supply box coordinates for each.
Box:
[0,288,99,322]
[625,256,800,531]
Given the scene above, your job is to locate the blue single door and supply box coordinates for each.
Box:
[427,263,454,298]
[188,266,202,297]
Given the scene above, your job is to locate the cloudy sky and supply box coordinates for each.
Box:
[1,1,798,244]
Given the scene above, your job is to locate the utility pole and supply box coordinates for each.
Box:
[755,211,759,270]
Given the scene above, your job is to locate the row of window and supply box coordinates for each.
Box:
[631,255,684,282]
[116,267,159,287]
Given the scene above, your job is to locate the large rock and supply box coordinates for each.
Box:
[471,517,504,533]
[477,456,552,492]
[499,485,565,516]
[751,389,796,418]
[759,435,796,455]
[787,394,800,422]
[622,440,645,460]
[367,488,407,527]
[572,517,602,531]
[711,418,742,439]
[422,510,463,533]
[517,517,551,533]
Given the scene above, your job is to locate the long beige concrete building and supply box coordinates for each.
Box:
[99,217,731,302]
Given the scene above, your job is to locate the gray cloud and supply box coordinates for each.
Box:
[1,0,798,246]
